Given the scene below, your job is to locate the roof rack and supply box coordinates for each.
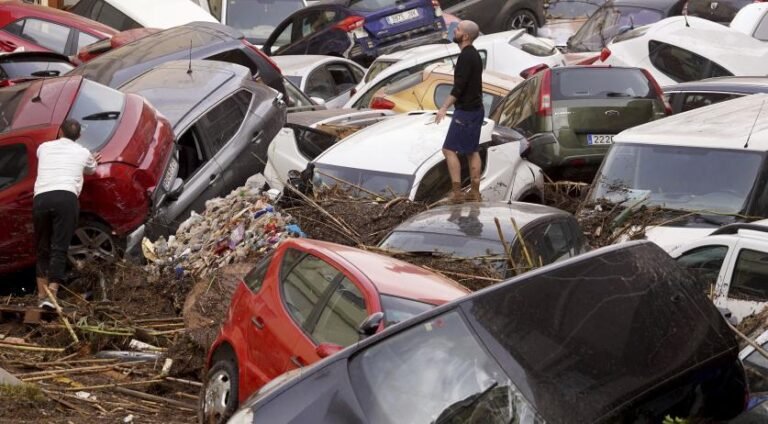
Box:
[710,223,768,236]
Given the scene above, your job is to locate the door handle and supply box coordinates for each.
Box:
[2,40,17,49]
[251,316,264,329]
[290,356,305,368]
[208,173,218,186]
[251,130,264,144]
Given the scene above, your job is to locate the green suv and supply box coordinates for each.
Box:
[489,65,669,181]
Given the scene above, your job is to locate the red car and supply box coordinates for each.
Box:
[0,0,116,55]
[201,238,470,422]
[0,75,174,275]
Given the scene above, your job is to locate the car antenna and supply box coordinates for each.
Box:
[683,11,690,27]
[629,15,634,30]
[31,60,52,103]
[744,99,766,149]
[187,40,193,75]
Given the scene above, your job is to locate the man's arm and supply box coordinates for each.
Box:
[436,53,469,124]
[83,152,101,175]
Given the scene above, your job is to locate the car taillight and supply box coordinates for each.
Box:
[432,0,443,17]
[519,63,549,79]
[599,47,611,62]
[243,41,281,74]
[641,69,672,115]
[334,16,365,32]
[371,97,395,110]
[350,87,357,97]
[537,70,552,117]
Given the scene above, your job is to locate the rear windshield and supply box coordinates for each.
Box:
[66,80,126,151]
[0,60,73,80]
[226,0,304,43]
[552,68,654,100]
[365,59,397,82]
[0,83,30,134]
[349,0,398,12]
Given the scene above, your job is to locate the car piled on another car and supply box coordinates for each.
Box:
[67,0,217,31]
[273,55,365,108]
[663,76,768,114]
[0,50,73,85]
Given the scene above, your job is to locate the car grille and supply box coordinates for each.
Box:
[378,23,440,45]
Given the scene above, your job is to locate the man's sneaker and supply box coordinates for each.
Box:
[38,300,55,310]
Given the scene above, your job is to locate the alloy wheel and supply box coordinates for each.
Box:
[68,225,117,264]
[509,12,537,34]
[203,369,232,422]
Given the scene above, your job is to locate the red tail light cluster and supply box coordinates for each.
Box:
[334,16,365,32]
[641,69,672,115]
[537,69,552,117]
[371,97,395,110]
[599,47,611,62]
[432,0,443,16]
[243,41,281,74]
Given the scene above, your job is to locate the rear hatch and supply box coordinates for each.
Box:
[354,0,438,39]
[550,67,666,149]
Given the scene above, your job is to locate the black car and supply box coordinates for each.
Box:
[664,76,768,114]
[566,0,686,52]
[686,0,754,24]
[0,51,74,83]
[441,0,545,35]
[66,21,286,97]
[119,60,286,256]
[228,241,747,424]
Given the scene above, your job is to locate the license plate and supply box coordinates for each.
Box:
[386,9,419,25]
[162,156,178,191]
[587,134,614,145]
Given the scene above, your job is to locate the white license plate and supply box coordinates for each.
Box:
[162,157,178,191]
[386,9,419,25]
[587,134,614,145]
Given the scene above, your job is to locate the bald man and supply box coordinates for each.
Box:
[435,20,483,204]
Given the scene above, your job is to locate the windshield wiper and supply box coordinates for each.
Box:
[432,381,499,424]
[82,111,120,120]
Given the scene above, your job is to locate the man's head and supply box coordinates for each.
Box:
[60,119,81,141]
[453,20,480,45]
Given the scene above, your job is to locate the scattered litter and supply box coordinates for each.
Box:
[128,339,164,353]
[74,391,96,401]
[123,414,134,423]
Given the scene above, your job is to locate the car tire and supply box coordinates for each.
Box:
[506,9,538,35]
[199,355,240,424]
[67,219,120,266]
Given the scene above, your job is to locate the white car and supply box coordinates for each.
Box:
[670,221,768,324]
[272,55,366,109]
[68,0,217,31]
[345,29,566,109]
[596,16,768,86]
[730,2,768,42]
[264,109,395,192]
[308,111,544,203]
[204,0,307,47]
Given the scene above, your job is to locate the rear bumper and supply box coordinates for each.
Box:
[352,21,447,59]
[526,132,609,179]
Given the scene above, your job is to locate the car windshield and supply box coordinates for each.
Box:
[591,143,765,215]
[0,82,30,134]
[380,295,433,327]
[365,59,397,83]
[568,6,662,52]
[66,80,126,151]
[545,0,602,19]
[226,0,304,44]
[349,0,399,12]
[552,67,654,100]
[380,231,505,258]
[1,60,73,80]
[313,163,414,197]
[349,311,543,424]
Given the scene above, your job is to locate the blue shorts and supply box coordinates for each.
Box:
[443,108,484,154]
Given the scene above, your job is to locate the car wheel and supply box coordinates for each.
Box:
[67,220,119,265]
[199,357,240,424]
[506,9,538,35]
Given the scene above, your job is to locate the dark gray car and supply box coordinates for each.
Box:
[120,60,286,255]
[664,76,768,114]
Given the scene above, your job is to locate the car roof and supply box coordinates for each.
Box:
[664,76,768,94]
[426,64,522,90]
[389,201,570,244]
[0,0,117,36]
[614,93,768,150]
[286,238,470,305]
[119,60,249,128]
[273,55,358,77]
[104,0,217,28]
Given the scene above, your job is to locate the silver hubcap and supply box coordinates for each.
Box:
[68,226,116,263]
[204,369,232,421]
[509,14,536,34]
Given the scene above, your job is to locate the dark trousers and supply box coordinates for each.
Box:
[33,191,78,283]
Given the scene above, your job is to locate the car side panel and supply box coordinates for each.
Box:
[719,238,768,322]
[0,136,37,275]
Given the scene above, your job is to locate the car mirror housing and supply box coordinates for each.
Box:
[357,312,384,337]
[315,343,343,358]
[167,177,184,200]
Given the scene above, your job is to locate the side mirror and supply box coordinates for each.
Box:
[315,343,343,358]
[167,178,184,201]
[310,97,326,105]
[357,312,384,337]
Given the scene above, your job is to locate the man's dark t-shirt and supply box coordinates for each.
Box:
[450,44,483,111]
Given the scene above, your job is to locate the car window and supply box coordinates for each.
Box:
[292,125,339,160]
[306,68,336,100]
[349,311,536,424]
[0,83,31,133]
[348,0,400,12]
[77,31,100,51]
[311,277,367,346]
[492,77,538,130]
[730,248,768,301]
[327,63,358,94]
[284,77,315,109]
[93,0,141,31]
[0,59,72,80]
[226,0,304,43]
[13,19,71,54]
[414,160,452,203]
[273,21,294,49]
[516,221,574,266]
[0,144,28,191]
[281,250,341,330]
[197,91,252,155]
[743,339,768,387]
[314,163,414,196]
[206,49,259,76]
[552,67,655,100]
[243,251,275,293]
[680,92,743,113]
[380,295,432,327]
[350,64,364,82]
[365,59,396,82]
[67,80,126,151]
[508,31,556,57]
[648,40,733,83]
[434,84,501,118]
[756,13,768,42]
[675,245,728,290]
[300,10,339,38]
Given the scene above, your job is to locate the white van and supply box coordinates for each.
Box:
[68,0,217,31]
[587,93,768,251]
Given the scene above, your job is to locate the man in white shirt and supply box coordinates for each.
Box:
[34,119,100,308]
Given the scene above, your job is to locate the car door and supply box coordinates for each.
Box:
[668,91,744,114]
[299,8,348,56]
[0,18,73,54]
[267,124,339,188]
[304,65,337,104]
[720,238,768,322]
[674,242,736,308]
[0,140,36,274]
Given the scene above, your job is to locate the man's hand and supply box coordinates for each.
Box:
[435,107,448,124]
[93,152,102,163]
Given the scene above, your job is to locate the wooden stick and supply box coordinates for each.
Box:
[20,364,117,381]
[54,352,80,363]
[43,285,79,344]
[44,392,88,415]
[113,387,196,410]
[132,317,184,324]
[0,342,65,352]
[726,320,768,361]
[61,379,164,391]
[165,376,203,387]
[510,218,534,269]
[494,217,519,274]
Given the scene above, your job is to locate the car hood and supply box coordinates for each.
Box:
[644,225,716,252]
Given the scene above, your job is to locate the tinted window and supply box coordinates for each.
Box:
[292,125,339,160]
[312,278,367,346]
[380,295,432,326]
[197,91,252,155]
[0,59,73,80]
[226,0,304,44]
[77,31,100,50]
[95,1,141,31]
[327,63,358,93]
[508,31,556,57]
[281,251,340,329]
[243,251,275,292]
[730,249,768,301]
[675,245,727,289]
[552,68,654,100]
[0,144,28,191]
[680,92,743,113]
[67,80,126,151]
[0,83,31,133]
[568,6,663,52]
[413,161,451,203]
[492,78,538,129]
[648,40,733,83]
[517,221,574,266]
[756,14,768,42]
[434,84,500,117]
[306,68,336,100]
[17,19,70,54]
[380,231,504,258]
